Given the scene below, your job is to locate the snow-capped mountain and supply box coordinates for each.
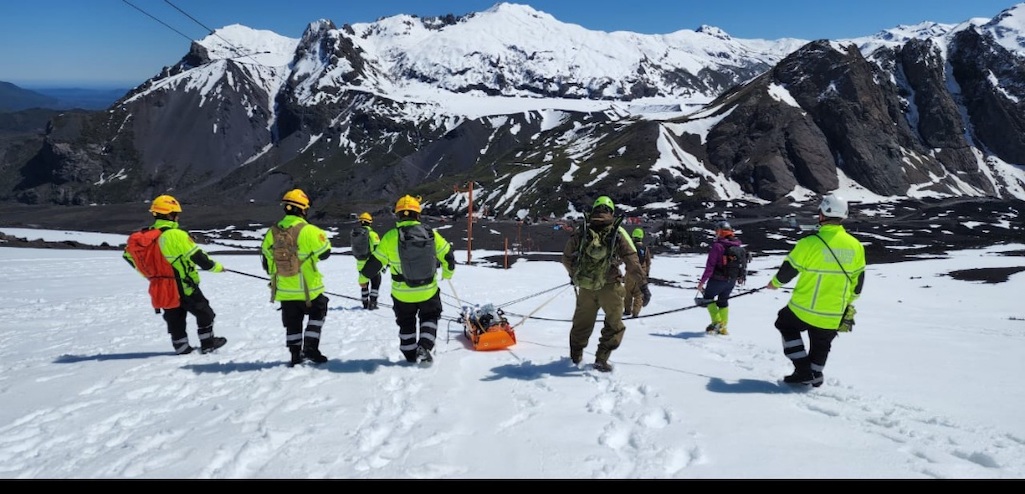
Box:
[7,2,1025,218]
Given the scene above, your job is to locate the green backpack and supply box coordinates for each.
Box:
[571,216,623,290]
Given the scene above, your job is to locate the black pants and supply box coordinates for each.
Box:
[362,273,382,302]
[163,287,216,348]
[704,277,737,308]
[281,294,329,353]
[774,306,838,374]
[392,290,442,362]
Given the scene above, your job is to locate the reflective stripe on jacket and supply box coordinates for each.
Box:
[356,225,381,284]
[771,224,866,329]
[261,215,331,302]
[122,218,208,297]
[371,220,454,303]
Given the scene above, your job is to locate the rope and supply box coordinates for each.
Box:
[223,268,268,281]
[632,286,765,319]
[497,283,571,308]
[445,278,476,345]
[438,282,571,321]
[502,286,767,323]
[224,269,767,324]
[510,284,573,329]
[224,268,366,304]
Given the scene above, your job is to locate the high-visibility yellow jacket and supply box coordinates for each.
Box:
[770,224,866,329]
[361,220,455,303]
[356,225,381,284]
[123,218,218,297]
[260,215,332,302]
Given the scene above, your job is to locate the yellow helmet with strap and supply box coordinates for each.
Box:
[358,212,373,223]
[281,189,310,210]
[394,195,422,214]
[149,195,182,215]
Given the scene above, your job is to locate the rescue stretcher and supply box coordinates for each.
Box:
[459,304,517,351]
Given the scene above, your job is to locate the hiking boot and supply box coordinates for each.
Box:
[705,323,717,335]
[716,325,729,335]
[783,368,821,386]
[304,349,328,364]
[288,347,303,367]
[176,345,195,355]
[362,299,370,309]
[416,346,433,365]
[200,336,227,354]
[593,360,613,373]
[623,309,632,317]
[369,299,379,310]
[570,347,583,364]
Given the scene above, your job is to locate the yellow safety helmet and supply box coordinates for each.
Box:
[358,212,373,223]
[149,195,182,215]
[281,189,310,210]
[394,195,422,214]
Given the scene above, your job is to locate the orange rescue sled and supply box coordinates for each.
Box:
[460,304,517,351]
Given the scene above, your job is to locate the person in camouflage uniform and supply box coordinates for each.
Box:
[623,227,653,318]
[562,196,645,372]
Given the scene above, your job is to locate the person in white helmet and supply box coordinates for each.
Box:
[765,194,865,388]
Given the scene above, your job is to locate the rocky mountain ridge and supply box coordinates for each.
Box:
[1,2,1024,220]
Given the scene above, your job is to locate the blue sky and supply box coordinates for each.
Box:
[0,0,1018,88]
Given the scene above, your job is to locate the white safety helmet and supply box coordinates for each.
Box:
[818,194,848,220]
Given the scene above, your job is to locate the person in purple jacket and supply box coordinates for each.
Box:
[696,220,747,335]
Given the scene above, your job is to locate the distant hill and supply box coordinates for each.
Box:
[0,81,128,112]
[0,82,59,112]
[0,108,66,135]
[30,87,129,110]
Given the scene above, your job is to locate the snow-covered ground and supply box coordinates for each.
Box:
[1,227,1024,479]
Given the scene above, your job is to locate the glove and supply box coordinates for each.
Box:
[694,289,713,307]
[641,284,651,307]
[838,305,856,332]
[210,262,224,273]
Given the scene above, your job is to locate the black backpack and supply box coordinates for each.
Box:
[351,226,371,261]
[397,223,438,287]
[721,244,748,280]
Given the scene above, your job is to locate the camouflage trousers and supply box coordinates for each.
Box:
[623,276,644,317]
[569,282,626,362]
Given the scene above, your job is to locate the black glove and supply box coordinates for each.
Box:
[641,284,651,307]
[569,276,575,286]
